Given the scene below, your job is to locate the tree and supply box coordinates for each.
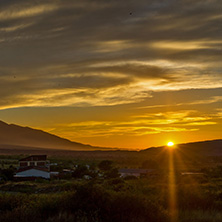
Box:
[72,165,89,178]
[0,167,15,181]
[105,168,120,179]
[98,160,113,172]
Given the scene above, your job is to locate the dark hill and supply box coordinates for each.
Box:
[0,120,108,151]
[142,139,222,156]
[141,139,222,170]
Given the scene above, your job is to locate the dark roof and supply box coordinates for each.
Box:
[16,166,49,173]
[19,155,47,161]
[119,169,155,174]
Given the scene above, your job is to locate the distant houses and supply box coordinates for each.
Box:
[119,168,156,178]
[14,155,50,180]
[13,155,158,181]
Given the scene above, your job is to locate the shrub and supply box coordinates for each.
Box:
[98,160,113,172]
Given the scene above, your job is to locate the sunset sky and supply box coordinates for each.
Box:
[0,0,221,149]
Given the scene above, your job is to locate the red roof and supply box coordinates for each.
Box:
[19,155,47,161]
[16,166,49,173]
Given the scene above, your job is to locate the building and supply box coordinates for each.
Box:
[14,155,50,180]
[18,155,49,168]
[119,168,155,178]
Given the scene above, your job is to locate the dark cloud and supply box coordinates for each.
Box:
[87,63,174,80]
[0,0,221,109]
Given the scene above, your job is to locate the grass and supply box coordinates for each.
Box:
[1,154,222,221]
[179,210,222,222]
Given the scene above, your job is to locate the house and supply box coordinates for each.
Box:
[18,155,49,168]
[119,168,155,178]
[14,155,50,180]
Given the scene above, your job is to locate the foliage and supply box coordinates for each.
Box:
[72,165,89,178]
[0,181,168,222]
[98,160,113,171]
[98,160,120,179]
[0,167,15,181]
[1,156,222,221]
[202,165,222,178]
[104,167,120,179]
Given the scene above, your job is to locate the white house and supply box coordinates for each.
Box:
[14,155,50,180]
[15,167,50,179]
[119,168,155,178]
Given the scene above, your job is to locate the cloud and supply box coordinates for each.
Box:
[47,109,219,140]
[0,0,221,110]
[0,3,58,20]
[51,120,197,139]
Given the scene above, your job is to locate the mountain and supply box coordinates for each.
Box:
[173,140,222,156]
[141,139,222,156]
[0,119,221,155]
[139,139,222,171]
[141,139,222,168]
[0,120,106,151]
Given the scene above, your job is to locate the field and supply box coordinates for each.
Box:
[1,174,222,221]
[1,150,222,222]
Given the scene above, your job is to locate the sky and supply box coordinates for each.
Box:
[0,0,221,149]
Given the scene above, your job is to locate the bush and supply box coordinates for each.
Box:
[0,168,15,181]
[72,165,89,178]
[98,160,113,172]
[61,183,168,222]
[110,192,168,222]
[104,168,120,179]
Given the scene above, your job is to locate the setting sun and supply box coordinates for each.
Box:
[167,141,174,147]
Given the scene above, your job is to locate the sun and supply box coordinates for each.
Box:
[167,141,174,147]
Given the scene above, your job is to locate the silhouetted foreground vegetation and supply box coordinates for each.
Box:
[0,181,168,222]
[2,153,222,222]
[1,174,222,222]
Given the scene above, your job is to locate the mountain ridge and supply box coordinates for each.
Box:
[0,120,221,154]
[0,120,112,151]
[141,139,222,156]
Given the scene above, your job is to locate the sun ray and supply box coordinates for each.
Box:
[168,145,178,222]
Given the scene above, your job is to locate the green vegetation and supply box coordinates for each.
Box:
[1,154,222,221]
[1,175,222,222]
[0,180,167,222]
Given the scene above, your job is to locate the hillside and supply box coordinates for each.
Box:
[0,120,107,151]
[140,139,222,170]
[142,139,222,156]
[0,121,222,158]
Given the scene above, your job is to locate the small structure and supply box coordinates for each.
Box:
[14,155,50,180]
[18,155,49,168]
[119,168,155,178]
[50,171,59,179]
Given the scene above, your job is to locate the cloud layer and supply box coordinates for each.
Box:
[0,0,221,148]
[0,0,221,109]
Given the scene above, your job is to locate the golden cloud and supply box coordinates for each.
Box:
[0,4,58,20]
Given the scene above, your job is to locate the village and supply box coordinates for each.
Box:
[0,154,161,183]
[0,153,221,222]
